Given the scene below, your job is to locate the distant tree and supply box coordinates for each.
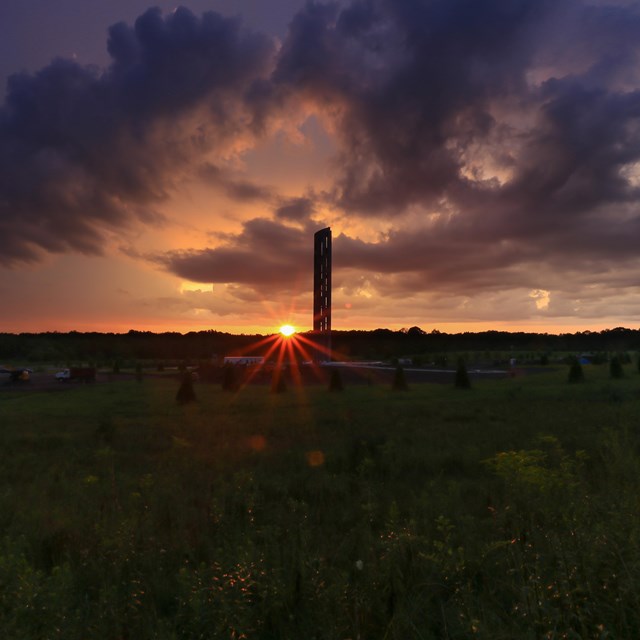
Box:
[222,364,238,392]
[271,367,287,393]
[610,356,624,379]
[392,365,408,391]
[176,371,197,404]
[568,359,585,383]
[328,368,344,392]
[454,358,471,389]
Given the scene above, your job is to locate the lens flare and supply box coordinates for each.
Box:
[279,324,296,337]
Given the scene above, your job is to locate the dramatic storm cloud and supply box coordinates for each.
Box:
[156,0,640,299]
[0,7,274,265]
[3,0,640,331]
[274,0,640,227]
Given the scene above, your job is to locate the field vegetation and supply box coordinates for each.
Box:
[1,363,640,638]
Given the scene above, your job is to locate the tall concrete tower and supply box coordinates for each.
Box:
[313,227,332,358]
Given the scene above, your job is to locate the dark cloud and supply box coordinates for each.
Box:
[273,0,640,264]
[148,0,640,303]
[0,6,274,265]
[155,203,640,303]
[106,8,272,118]
[274,0,551,212]
[154,217,311,291]
[274,196,316,222]
[152,192,328,295]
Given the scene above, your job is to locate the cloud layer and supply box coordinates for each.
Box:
[0,7,274,264]
[3,0,640,326]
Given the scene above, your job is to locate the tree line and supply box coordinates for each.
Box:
[1,326,640,364]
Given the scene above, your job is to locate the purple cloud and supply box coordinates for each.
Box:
[0,7,274,265]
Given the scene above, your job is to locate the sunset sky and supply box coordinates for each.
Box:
[2,0,640,335]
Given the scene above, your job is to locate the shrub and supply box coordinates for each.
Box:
[454,358,471,389]
[391,365,408,391]
[568,359,584,383]
[222,365,238,392]
[328,368,344,392]
[176,371,197,404]
[610,356,624,379]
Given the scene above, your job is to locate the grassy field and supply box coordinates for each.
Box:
[1,365,640,639]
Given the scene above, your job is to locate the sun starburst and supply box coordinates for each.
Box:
[279,324,296,337]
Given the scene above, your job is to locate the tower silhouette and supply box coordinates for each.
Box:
[313,227,331,359]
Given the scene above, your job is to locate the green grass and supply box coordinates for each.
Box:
[1,365,640,638]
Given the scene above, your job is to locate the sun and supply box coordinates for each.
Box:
[279,324,296,337]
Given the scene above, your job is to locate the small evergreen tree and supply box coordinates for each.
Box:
[454,358,471,389]
[328,368,344,392]
[610,356,624,379]
[176,371,197,404]
[222,364,238,392]
[392,365,408,391]
[568,359,584,383]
